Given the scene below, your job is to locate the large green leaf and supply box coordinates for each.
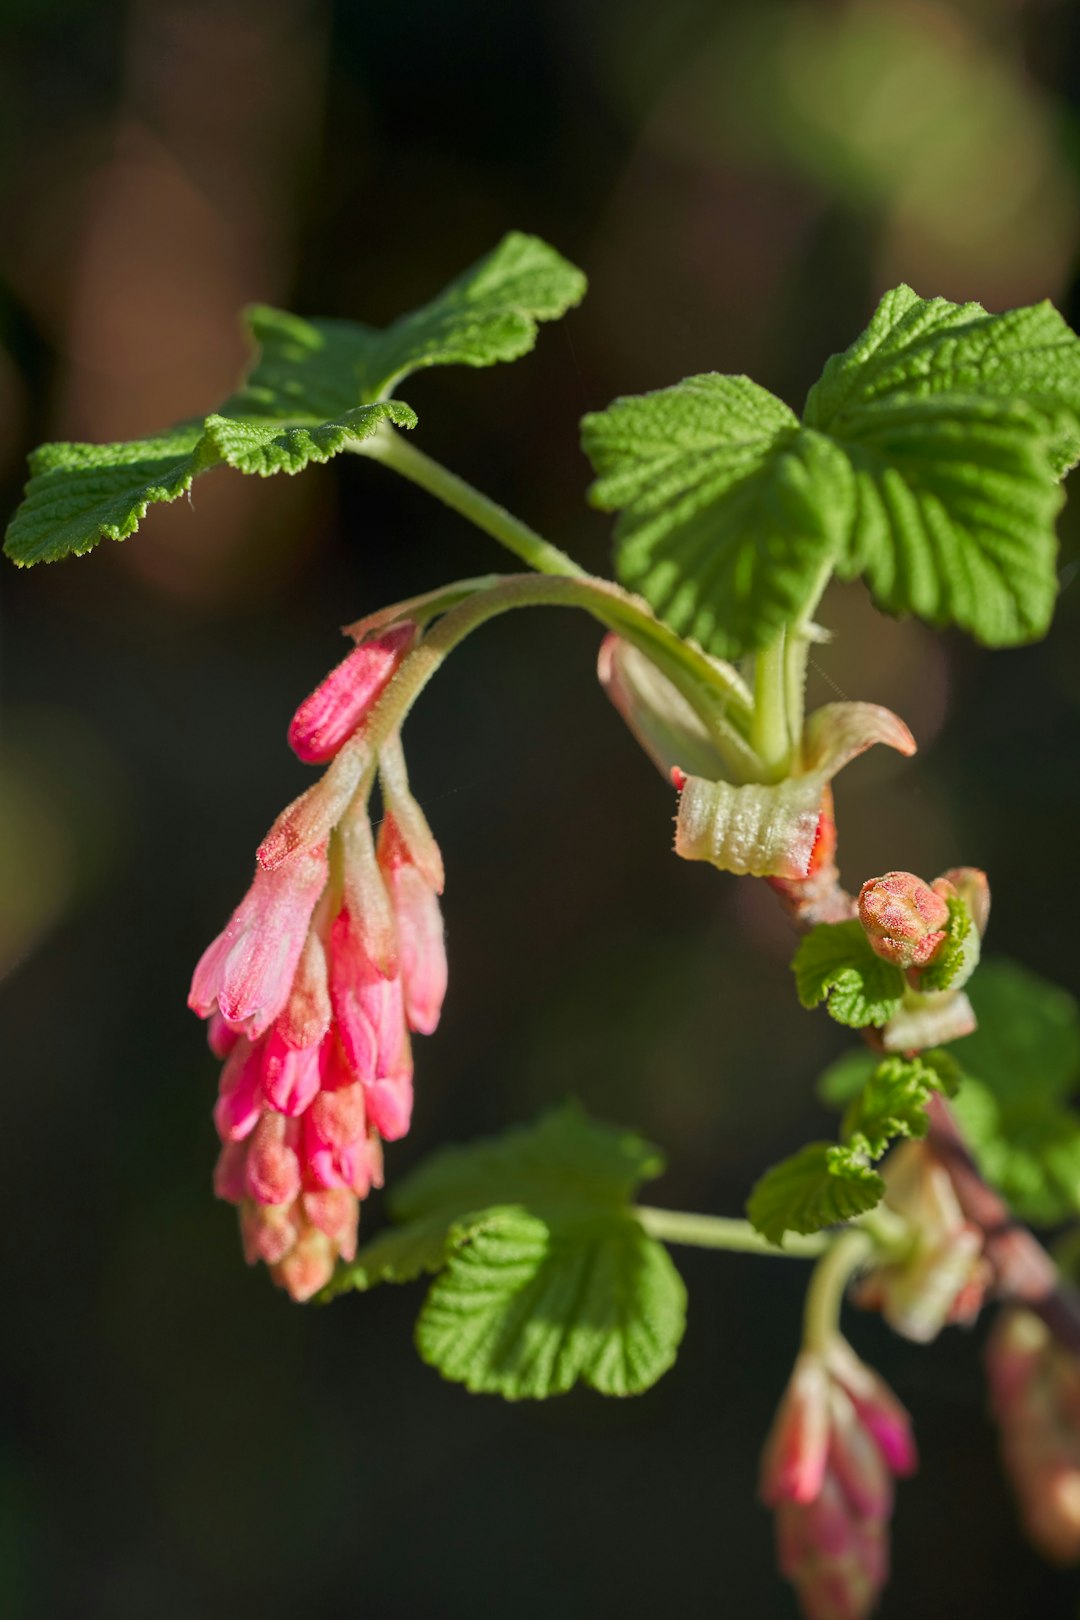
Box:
[804,287,1080,645]
[582,374,853,659]
[326,1103,686,1400]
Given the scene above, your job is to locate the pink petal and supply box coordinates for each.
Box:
[213,1042,264,1143]
[259,1030,322,1117]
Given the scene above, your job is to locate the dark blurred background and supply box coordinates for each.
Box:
[3,1,1080,1615]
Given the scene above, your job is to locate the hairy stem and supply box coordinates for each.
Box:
[635,1207,830,1257]
[355,427,588,578]
[802,1227,874,1356]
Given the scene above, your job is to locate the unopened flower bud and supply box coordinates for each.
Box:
[287,623,415,765]
[761,1342,916,1620]
[936,866,990,938]
[858,872,950,970]
[987,1308,1080,1564]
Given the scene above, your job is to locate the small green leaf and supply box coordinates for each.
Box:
[918,895,977,993]
[842,1052,956,1160]
[793,920,906,1028]
[231,231,587,418]
[747,1143,884,1244]
[959,958,1080,1106]
[324,1104,684,1399]
[414,1205,686,1399]
[582,375,853,659]
[804,287,1080,646]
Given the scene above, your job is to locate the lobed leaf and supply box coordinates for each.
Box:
[582,375,853,660]
[841,1051,959,1160]
[793,920,906,1028]
[804,287,1080,646]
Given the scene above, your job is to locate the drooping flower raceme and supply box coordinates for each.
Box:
[189,624,448,1301]
[760,1337,917,1620]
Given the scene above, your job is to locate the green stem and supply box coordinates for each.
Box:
[636,1207,830,1257]
[356,427,588,578]
[751,632,794,780]
[802,1227,873,1356]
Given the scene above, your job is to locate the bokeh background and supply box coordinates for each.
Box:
[3,0,1080,1615]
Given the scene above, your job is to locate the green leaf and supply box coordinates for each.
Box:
[4,402,413,566]
[793,919,906,1028]
[841,1051,958,1160]
[959,958,1080,1107]
[415,1204,686,1399]
[804,286,1080,646]
[6,232,583,567]
[747,1143,884,1244]
[390,1100,664,1224]
[918,895,977,994]
[581,375,853,659]
[325,1103,685,1400]
[230,231,587,417]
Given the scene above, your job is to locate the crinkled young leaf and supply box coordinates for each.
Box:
[582,374,853,659]
[323,1104,685,1399]
[804,286,1080,646]
[842,1052,960,1160]
[414,1205,686,1399]
[917,894,977,993]
[747,1143,884,1244]
[4,402,413,566]
[229,231,587,418]
[793,920,906,1028]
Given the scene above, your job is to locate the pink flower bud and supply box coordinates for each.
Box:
[213,1139,249,1203]
[853,1142,988,1343]
[378,813,447,1036]
[212,1041,263,1142]
[287,623,415,765]
[761,1344,916,1620]
[189,842,330,1038]
[858,872,950,971]
[258,1029,322,1117]
[241,1199,301,1266]
[244,1112,302,1206]
[987,1308,1080,1564]
[271,1222,338,1302]
[274,929,331,1051]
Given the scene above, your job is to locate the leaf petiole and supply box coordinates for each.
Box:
[635,1206,830,1258]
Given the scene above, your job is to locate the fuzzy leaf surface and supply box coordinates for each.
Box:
[793,920,906,1028]
[582,375,852,659]
[842,1052,960,1159]
[747,1143,884,1244]
[804,287,1080,645]
[4,403,413,566]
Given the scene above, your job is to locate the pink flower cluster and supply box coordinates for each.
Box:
[987,1307,1080,1564]
[188,626,447,1301]
[760,1338,917,1620]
